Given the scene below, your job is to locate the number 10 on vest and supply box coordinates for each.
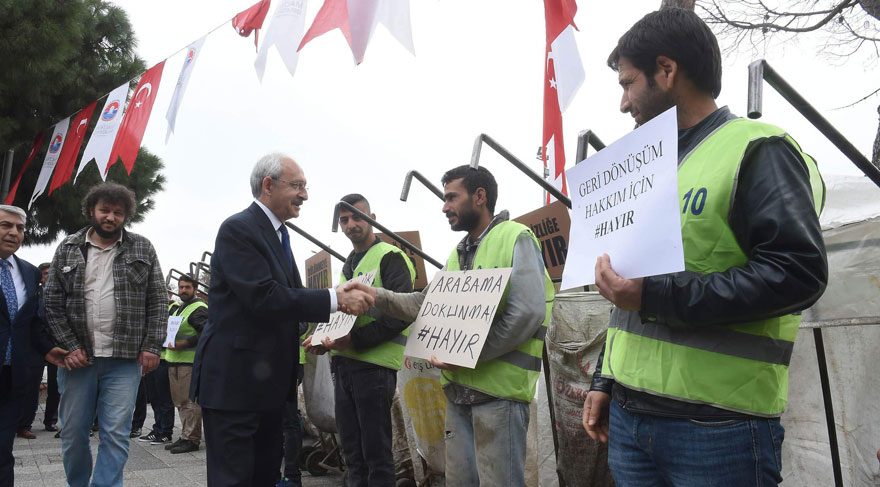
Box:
[312,271,376,342]
[404,268,512,369]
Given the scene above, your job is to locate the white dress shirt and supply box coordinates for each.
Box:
[3,255,27,313]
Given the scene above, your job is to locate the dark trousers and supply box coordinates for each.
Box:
[333,357,396,487]
[203,406,284,487]
[17,364,43,430]
[144,359,174,435]
[44,364,59,428]
[281,400,302,485]
[1,366,20,487]
[132,377,147,430]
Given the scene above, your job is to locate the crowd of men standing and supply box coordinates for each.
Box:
[0,7,840,487]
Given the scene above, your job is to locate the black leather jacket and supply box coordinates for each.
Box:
[589,107,829,419]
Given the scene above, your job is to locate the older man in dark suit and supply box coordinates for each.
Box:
[0,205,67,486]
[191,153,373,486]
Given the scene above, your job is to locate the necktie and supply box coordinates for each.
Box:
[2,260,18,365]
[279,225,294,274]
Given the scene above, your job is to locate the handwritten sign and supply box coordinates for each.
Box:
[163,316,183,348]
[513,201,571,281]
[561,106,684,290]
[378,231,429,290]
[311,271,376,342]
[305,250,333,289]
[404,268,512,368]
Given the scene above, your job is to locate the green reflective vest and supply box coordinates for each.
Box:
[603,118,825,417]
[333,242,416,370]
[163,300,208,364]
[444,220,555,403]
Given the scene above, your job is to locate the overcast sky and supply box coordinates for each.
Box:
[24,0,880,284]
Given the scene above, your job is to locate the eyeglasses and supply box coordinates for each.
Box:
[273,177,308,192]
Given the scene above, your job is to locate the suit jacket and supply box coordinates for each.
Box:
[191,203,330,411]
[0,256,53,397]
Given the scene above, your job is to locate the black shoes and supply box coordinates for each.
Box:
[169,439,199,454]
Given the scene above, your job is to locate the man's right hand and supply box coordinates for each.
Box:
[583,390,611,443]
[64,348,90,369]
[336,285,375,315]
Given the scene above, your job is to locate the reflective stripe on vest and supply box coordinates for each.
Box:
[333,241,416,370]
[605,118,824,417]
[443,220,554,403]
[163,300,207,364]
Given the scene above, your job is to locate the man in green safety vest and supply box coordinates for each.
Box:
[344,168,554,487]
[164,274,207,454]
[303,193,416,486]
[581,8,828,486]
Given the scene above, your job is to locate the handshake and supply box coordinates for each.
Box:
[335,281,378,316]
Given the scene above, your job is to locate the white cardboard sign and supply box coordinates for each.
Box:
[404,268,512,369]
[561,107,684,290]
[163,316,183,348]
[312,271,376,342]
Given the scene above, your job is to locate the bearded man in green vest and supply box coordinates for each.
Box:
[304,193,416,486]
[164,274,207,454]
[581,8,828,486]
[344,167,554,487]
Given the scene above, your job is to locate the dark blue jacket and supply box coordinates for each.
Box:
[0,256,53,397]
[191,203,330,411]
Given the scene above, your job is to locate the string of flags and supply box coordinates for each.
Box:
[9,0,582,210]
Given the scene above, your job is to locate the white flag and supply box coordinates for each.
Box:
[29,118,70,209]
[76,82,129,182]
[255,0,308,81]
[166,35,207,143]
[550,25,584,112]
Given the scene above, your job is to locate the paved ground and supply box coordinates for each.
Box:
[12,402,345,487]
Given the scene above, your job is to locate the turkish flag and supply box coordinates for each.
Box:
[48,101,97,195]
[542,0,584,204]
[4,132,45,205]
[233,0,272,50]
[108,61,165,175]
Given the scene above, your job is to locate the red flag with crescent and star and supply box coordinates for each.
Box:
[108,61,165,175]
[233,0,272,51]
[48,101,97,195]
[542,0,584,204]
[3,132,45,205]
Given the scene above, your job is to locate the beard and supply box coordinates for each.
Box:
[90,216,123,240]
[449,206,480,232]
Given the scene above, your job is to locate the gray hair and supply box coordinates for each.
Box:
[250,153,289,198]
[0,205,26,225]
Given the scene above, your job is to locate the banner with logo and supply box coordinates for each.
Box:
[255,0,308,81]
[166,36,207,143]
[109,61,165,174]
[29,118,70,208]
[75,82,129,182]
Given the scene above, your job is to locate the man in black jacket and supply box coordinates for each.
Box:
[582,9,827,486]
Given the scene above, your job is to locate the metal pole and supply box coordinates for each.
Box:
[542,344,565,487]
[470,134,572,208]
[1,150,13,203]
[748,59,880,189]
[284,222,346,262]
[813,328,844,487]
[332,201,443,269]
[400,170,444,202]
[575,130,607,164]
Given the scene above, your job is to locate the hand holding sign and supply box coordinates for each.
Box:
[594,254,642,311]
[164,316,183,348]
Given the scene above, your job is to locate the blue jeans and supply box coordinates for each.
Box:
[57,358,141,487]
[608,400,784,487]
[444,398,529,487]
